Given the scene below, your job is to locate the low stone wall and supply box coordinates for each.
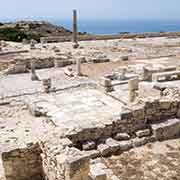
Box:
[66,97,180,144]
[3,55,73,74]
[40,32,180,43]
[2,143,44,180]
[40,137,90,180]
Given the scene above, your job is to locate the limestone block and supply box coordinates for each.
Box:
[159,99,171,110]
[118,140,132,151]
[100,77,112,87]
[132,137,149,147]
[135,129,151,138]
[90,164,107,180]
[105,138,120,153]
[151,118,180,140]
[97,144,111,156]
[113,133,130,141]
[99,77,114,92]
[65,154,90,180]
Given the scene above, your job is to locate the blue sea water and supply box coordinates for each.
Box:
[1,18,180,35]
[51,19,180,35]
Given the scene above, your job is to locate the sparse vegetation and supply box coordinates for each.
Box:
[0,27,42,42]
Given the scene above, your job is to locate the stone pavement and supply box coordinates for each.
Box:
[26,87,124,138]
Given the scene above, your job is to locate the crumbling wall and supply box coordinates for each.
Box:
[66,98,180,144]
[2,143,44,180]
[40,137,90,180]
[115,98,180,132]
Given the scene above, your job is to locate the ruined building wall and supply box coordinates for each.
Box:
[66,98,180,144]
[2,143,44,180]
[40,139,90,180]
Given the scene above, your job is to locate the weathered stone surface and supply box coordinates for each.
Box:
[118,140,133,151]
[90,164,107,180]
[2,143,43,180]
[84,150,100,159]
[132,137,149,147]
[97,144,111,156]
[151,118,180,140]
[139,82,162,98]
[65,153,90,180]
[113,133,130,141]
[135,129,151,138]
[105,138,120,153]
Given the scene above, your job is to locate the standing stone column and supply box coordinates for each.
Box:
[76,57,82,76]
[31,59,39,81]
[42,78,51,93]
[128,78,139,103]
[72,10,79,48]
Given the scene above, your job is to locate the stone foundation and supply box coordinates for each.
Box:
[2,143,44,180]
[40,137,90,180]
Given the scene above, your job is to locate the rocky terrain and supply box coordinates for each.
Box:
[0,21,72,42]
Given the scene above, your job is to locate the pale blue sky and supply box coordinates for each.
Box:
[0,0,180,21]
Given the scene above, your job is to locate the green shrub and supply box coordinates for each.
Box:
[0,27,41,42]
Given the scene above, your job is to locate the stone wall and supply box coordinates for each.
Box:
[40,137,90,180]
[2,143,44,180]
[114,98,180,132]
[66,97,180,144]
[3,55,74,74]
[40,32,180,43]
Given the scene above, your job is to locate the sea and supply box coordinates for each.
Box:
[1,18,180,35]
[51,19,180,35]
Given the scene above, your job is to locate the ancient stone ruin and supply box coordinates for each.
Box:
[1,32,180,180]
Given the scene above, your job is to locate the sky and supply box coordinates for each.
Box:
[0,0,180,21]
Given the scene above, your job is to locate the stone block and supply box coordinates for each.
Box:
[118,140,132,151]
[132,137,149,147]
[90,164,107,180]
[113,133,130,141]
[135,129,151,138]
[97,144,111,156]
[105,138,120,153]
[100,77,112,87]
[65,154,90,180]
[151,118,180,140]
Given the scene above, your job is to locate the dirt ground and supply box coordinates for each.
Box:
[100,139,180,180]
